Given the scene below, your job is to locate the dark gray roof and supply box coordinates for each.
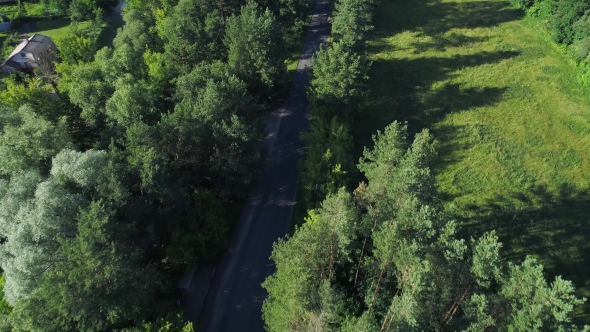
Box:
[5,34,54,61]
[2,59,19,68]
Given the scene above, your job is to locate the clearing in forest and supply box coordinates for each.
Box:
[359,0,590,323]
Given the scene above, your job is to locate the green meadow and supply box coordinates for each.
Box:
[359,0,590,323]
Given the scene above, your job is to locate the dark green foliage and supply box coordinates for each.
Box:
[510,0,536,8]
[550,1,590,45]
[164,190,230,269]
[0,0,295,328]
[300,116,355,209]
[162,0,225,73]
[118,313,194,332]
[269,0,314,34]
[569,36,590,61]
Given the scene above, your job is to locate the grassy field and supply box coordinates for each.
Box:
[360,0,590,323]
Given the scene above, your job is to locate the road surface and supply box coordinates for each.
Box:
[185,1,332,331]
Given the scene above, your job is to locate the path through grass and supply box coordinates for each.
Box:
[361,0,590,323]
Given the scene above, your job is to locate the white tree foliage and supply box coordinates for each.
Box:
[0,149,108,304]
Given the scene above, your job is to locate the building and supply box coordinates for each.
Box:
[0,34,56,74]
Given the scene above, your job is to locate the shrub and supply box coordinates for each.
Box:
[569,36,590,61]
[511,0,536,9]
[550,0,590,45]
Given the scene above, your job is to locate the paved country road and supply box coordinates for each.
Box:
[184,1,333,331]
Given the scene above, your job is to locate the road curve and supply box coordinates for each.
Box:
[187,1,332,331]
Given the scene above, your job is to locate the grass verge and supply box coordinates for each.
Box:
[361,0,590,323]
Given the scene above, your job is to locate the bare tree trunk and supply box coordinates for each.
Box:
[439,286,470,329]
[354,237,367,287]
[354,210,380,287]
[368,266,385,312]
[328,229,336,280]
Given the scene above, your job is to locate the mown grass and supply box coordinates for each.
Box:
[35,18,91,39]
[360,0,590,323]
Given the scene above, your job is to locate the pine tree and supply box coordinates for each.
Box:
[262,188,356,331]
[263,122,589,331]
[224,2,287,99]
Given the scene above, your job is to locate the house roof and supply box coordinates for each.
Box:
[5,34,53,61]
[2,59,19,68]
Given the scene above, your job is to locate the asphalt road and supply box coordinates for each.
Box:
[185,1,332,331]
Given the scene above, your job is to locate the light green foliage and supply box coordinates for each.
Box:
[464,257,587,331]
[112,9,159,75]
[55,28,99,64]
[60,59,113,125]
[0,105,72,176]
[300,116,355,208]
[0,78,64,121]
[105,75,158,127]
[225,2,287,98]
[262,189,356,331]
[330,0,374,50]
[310,41,368,114]
[0,275,12,315]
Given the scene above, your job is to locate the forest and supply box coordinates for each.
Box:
[0,0,314,329]
[0,0,590,330]
[263,0,590,331]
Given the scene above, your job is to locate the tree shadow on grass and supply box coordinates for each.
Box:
[373,0,522,38]
[356,0,522,154]
[356,50,516,151]
[407,33,490,54]
[458,184,590,324]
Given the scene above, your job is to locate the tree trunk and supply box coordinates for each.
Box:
[328,229,336,280]
[354,237,367,287]
[439,286,470,329]
[355,210,380,287]
[368,266,385,312]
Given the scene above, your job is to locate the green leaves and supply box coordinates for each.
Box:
[264,123,588,331]
[162,0,224,72]
[300,116,355,208]
[310,41,369,114]
[0,105,72,176]
[263,189,356,331]
[331,0,374,50]
[225,2,287,99]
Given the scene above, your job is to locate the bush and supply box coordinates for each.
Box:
[550,0,590,45]
[511,0,536,8]
[569,36,590,61]
[578,63,590,87]
[528,0,555,19]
